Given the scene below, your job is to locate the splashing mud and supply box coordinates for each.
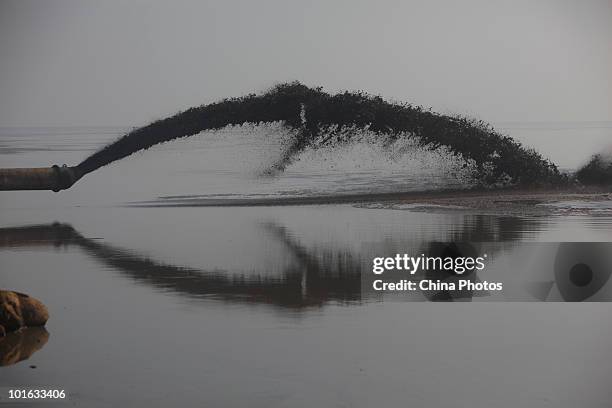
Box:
[576,152,612,185]
[77,82,563,187]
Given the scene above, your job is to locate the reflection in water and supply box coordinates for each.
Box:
[0,216,541,308]
[1,223,361,308]
[445,215,545,242]
[0,327,49,367]
[421,242,486,301]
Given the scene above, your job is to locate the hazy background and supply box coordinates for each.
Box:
[0,0,610,128]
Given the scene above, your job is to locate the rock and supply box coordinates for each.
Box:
[0,290,49,334]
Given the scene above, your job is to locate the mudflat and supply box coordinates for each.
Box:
[391,186,612,215]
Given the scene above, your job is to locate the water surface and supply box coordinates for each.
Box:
[1,125,611,407]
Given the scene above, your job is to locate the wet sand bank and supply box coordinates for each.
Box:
[130,186,612,215]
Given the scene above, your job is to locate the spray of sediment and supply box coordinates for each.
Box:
[77,82,563,186]
[576,148,612,185]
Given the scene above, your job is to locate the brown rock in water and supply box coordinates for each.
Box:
[0,290,49,334]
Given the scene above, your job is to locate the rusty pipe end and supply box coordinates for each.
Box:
[0,165,84,192]
[51,165,84,192]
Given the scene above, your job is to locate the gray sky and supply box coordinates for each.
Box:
[0,0,610,127]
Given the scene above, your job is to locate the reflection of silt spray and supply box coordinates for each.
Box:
[421,242,485,301]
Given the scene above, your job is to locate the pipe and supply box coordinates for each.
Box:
[0,165,84,192]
